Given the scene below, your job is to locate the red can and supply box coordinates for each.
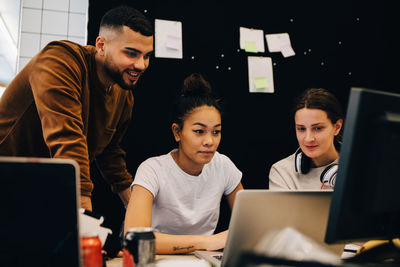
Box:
[123,247,135,267]
[81,234,102,267]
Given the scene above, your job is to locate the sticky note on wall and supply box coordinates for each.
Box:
[166,35,182,50]
[254,77,269,89]
[244,41,258,53]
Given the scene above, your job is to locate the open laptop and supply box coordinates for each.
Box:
[0,156,81,267]
[194,190,344,267]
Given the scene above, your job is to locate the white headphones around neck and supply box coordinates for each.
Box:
[294,148,338,187]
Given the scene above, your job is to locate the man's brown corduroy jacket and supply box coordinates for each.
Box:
[0,40,134,196]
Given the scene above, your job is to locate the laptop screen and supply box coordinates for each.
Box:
[0,157,81,267]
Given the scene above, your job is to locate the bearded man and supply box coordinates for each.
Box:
[0,5,154,211]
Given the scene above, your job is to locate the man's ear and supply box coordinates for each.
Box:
[95,36,106,54]
[171,123,181,142]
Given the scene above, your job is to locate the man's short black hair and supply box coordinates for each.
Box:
[100,5,153,36]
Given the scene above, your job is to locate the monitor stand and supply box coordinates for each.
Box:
[344,239,400,265]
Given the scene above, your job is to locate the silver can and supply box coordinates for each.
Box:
[123,227,155,267]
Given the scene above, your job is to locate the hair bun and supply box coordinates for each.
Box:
[182,73,212,97]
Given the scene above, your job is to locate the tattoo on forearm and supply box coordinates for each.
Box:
[173,245,194,251]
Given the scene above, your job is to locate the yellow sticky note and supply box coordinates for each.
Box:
[254,77,268,89]
[244,41,258,53]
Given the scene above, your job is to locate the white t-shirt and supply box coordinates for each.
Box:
[269,152,338,190]
[131,149,242,235]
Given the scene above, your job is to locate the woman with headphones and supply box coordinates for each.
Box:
[269,88,344,190]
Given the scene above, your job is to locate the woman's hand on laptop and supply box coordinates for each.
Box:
[204,230,229,251]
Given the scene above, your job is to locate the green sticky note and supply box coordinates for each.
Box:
[254,77,268,89]
[244,41,258,53]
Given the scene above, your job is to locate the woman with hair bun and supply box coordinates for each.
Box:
[269,88,344,190]
[125,73,243,254]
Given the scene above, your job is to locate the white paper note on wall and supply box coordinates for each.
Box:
[247,56,274,93]
[155,19,183,59]
[240,27,265,53]
[265,33,295,58]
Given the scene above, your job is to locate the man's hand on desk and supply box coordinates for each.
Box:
[81,195,93,211]
[204,230,229,251]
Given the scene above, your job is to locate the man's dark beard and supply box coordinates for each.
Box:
[103,63,137,91]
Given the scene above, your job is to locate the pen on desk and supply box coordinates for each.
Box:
[343,244,361,254]
[343,247,358,253]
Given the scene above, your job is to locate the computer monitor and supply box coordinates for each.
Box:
[0,157,81,267]
[325,87,400,245]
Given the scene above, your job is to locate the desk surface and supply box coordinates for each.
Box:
[107,254,210,267]
[105,244,360,267]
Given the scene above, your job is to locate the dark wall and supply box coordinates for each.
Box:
[88,0,399,234]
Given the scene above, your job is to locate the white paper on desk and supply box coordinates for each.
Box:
[255,227,341,265]
[79,209,112,247]
[247,56,274,93]
[155,19,183,59]
[157,258,210,267]
[240,27,265,53]
[265,33,295,57]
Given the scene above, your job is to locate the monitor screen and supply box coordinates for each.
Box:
[325,87,400,244]
[0,157,81,267]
